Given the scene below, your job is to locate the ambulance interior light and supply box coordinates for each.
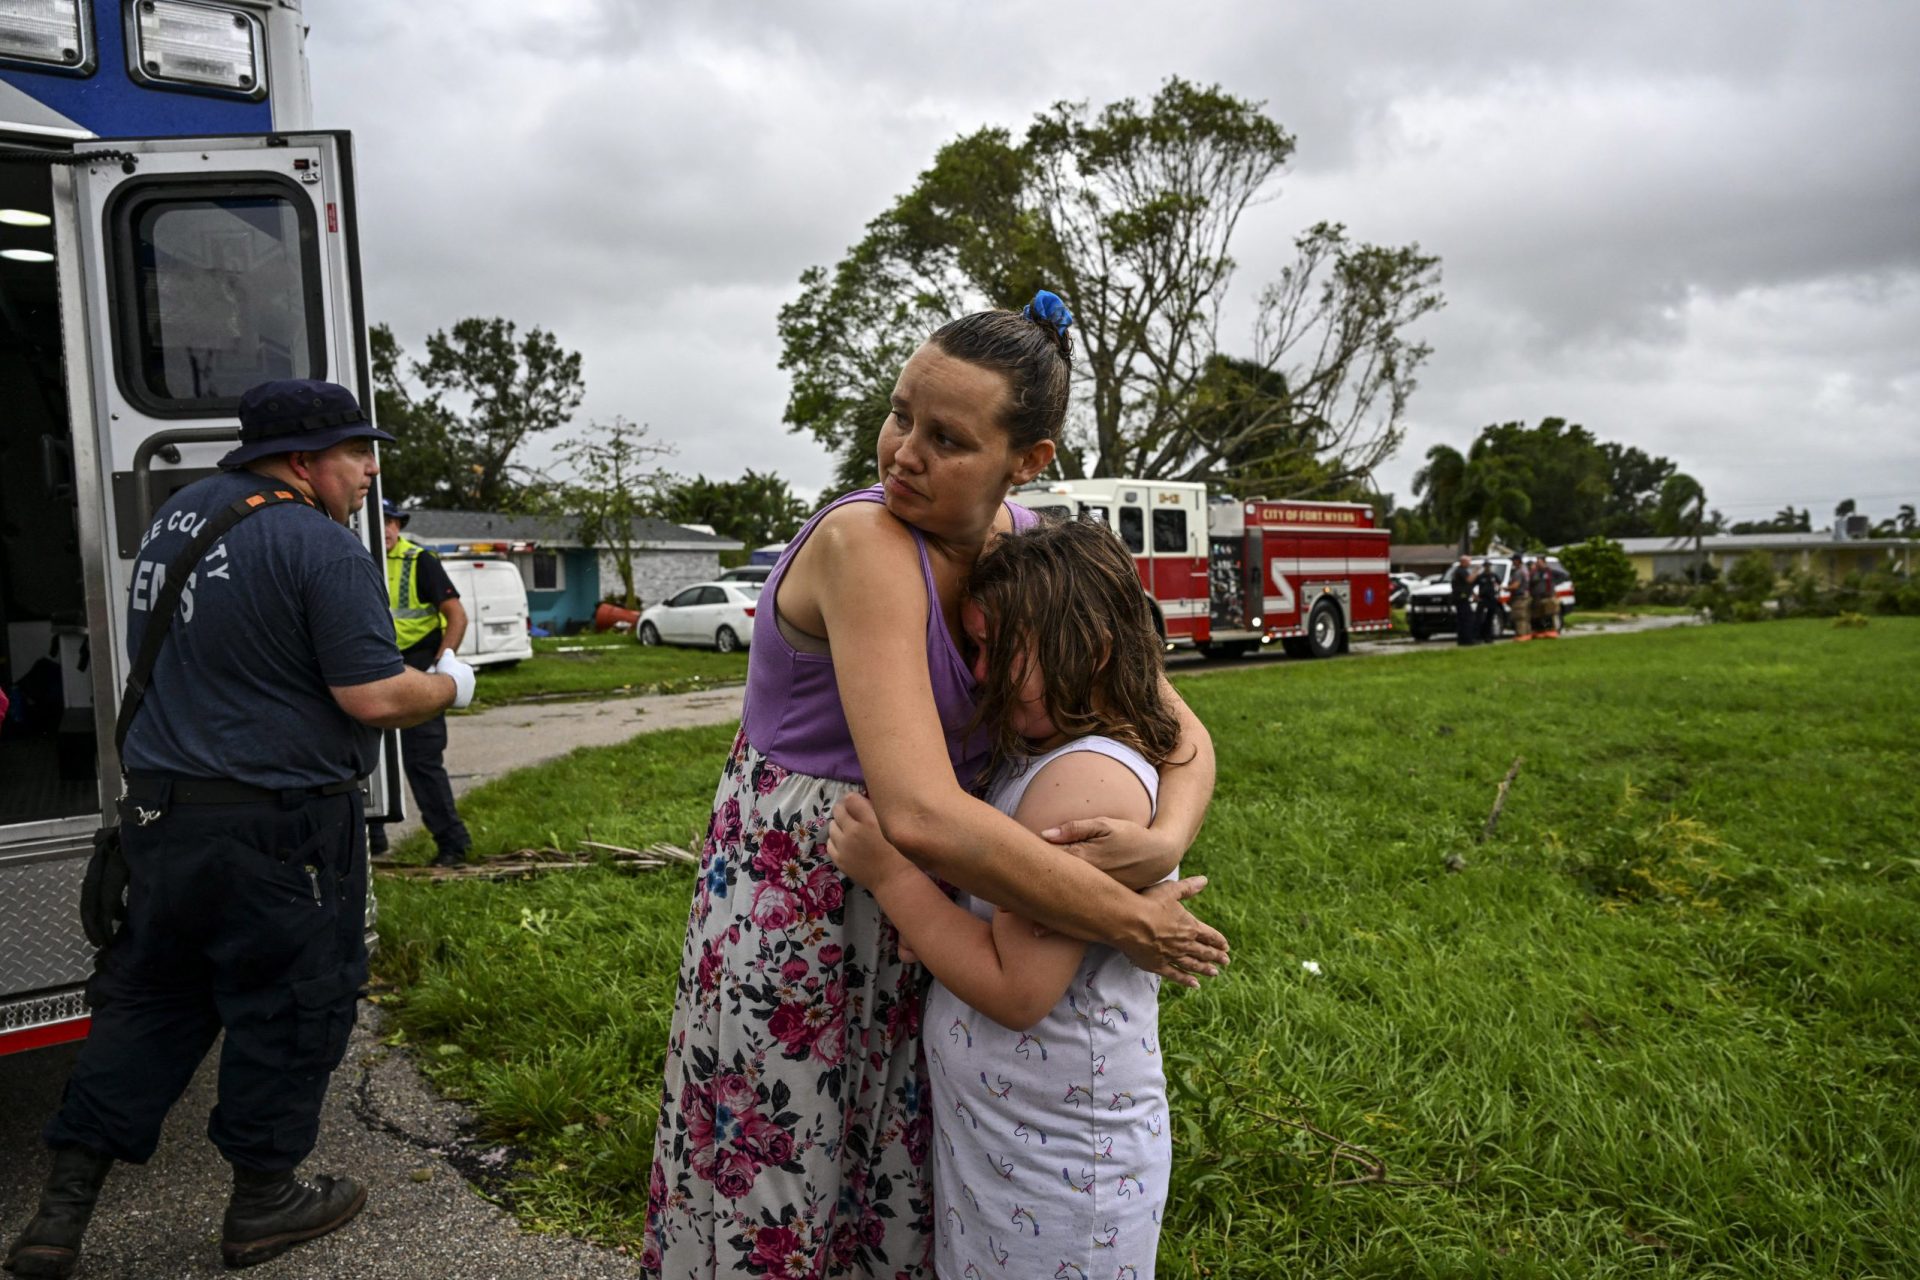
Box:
[0,0,90,71]
[0,248,54,263]
[129,0,265,98]
[0,209,51,227]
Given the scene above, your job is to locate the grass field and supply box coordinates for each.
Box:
[373,619,1920,1276]
[462,632,748,709]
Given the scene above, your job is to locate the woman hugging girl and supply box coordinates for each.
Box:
[829,516,1190,1280]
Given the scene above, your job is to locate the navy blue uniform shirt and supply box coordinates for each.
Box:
[120,469,404,789]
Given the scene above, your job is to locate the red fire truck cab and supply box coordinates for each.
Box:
[1008,480,1393,659]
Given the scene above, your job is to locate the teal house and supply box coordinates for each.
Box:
[403,510,741,633]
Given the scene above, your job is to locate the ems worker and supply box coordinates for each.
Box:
[1474,557,1503,642]
[1509,558,1533,642]
[6,380,476,1277]
[367,500,472,868]
[1531,556,1560,638]
[1448,553,1477,645]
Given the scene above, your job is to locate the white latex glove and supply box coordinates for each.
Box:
[431,650,476,709]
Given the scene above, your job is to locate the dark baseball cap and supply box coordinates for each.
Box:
[218,378,395,469]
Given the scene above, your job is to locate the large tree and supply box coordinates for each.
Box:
[652,470,812,552]
[372,318,585,510]
[543,417,673,609]
[779,78,1443,494]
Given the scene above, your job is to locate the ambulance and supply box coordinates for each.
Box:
[0,1,400,1055]
[1009,479,1394,659]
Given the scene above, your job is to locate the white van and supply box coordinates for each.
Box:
[438,556,534,667]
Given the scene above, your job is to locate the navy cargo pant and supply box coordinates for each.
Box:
[368,710,469,858]
[401,711,469,856]
[44,781,368,1171]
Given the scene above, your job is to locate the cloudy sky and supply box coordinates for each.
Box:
[308,1,1919,527]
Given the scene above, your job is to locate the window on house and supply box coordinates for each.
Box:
[1152,508,1188,553]
[526,550,561,592]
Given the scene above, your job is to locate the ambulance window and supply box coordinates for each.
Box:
[1153,508,1187,553]
[112,179,325,416]
[1078,504,1111,527]
[1118,506,1144,554]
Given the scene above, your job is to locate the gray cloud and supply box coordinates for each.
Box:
[309,1,1920,519]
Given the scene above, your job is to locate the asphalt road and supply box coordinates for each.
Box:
[0,1004,645,1279]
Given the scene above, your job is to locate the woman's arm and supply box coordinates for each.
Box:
[793,506,1227,982]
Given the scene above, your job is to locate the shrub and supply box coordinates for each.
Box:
[1726,553,1778,607]
[1626,576,1698,607]
[1557,535,1636,607]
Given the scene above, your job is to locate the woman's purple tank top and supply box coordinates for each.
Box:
[741,485,1038,787]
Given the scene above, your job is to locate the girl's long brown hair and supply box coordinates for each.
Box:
[967,516,1186,776]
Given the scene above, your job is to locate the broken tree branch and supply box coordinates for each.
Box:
[1477,756,1524,845]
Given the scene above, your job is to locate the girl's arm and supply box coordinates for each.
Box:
[797,504,1226,984]
[1048,675,1214,889]
[828,750,1154,1030]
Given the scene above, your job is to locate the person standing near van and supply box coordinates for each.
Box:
[1530,556,1560,638]
[1509,558,1533,642]
[6,379,475,1277]
[368,500,472,868]
[1449,553,1477,646]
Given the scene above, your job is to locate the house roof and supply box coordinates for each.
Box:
[1390,543,1461,564]
[402,509,742,552]
[1568,533,1915,555]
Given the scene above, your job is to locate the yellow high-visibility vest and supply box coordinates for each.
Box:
[386,536,442,650]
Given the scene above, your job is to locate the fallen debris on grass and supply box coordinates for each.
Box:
[373,841,700,882]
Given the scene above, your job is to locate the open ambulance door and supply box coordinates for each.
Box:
[60,132,402,822]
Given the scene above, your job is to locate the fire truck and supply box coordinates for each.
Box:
[1008,479,1394,659]
[0,1,400,1056]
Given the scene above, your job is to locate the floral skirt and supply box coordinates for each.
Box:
[643,730,933,1279]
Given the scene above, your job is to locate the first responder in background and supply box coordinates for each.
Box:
[1509,557,1534,642]
[1474,557,1503,642]
[1531,555,1561,638]
[367,500,473,869]
[1449,553,1477,646]
[5,379,477,1278]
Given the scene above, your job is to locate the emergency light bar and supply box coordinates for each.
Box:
[0,0,93,73]
[128,0,264,98]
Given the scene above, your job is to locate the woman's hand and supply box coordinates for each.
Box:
[827,793,916,894]
[1043,816,1183,890]
[1121,877,1229,988]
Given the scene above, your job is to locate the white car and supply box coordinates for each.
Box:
[638,581,759,652]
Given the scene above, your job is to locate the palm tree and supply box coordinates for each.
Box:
[1656,473,1708,581]
[1412,444,1468,552]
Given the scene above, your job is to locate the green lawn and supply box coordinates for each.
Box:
[463,632,747,709]
[373,619,1920,1275]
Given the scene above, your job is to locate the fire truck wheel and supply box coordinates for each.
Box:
[1306,599,1346,659]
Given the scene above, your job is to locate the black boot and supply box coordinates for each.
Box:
[220,1167,365,1270]
[430,845,467,869]
[4,1145,114,1279]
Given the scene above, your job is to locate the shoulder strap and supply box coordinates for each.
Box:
[115,487,321,754]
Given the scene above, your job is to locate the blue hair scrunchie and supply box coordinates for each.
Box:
[1022,289,1073,338]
